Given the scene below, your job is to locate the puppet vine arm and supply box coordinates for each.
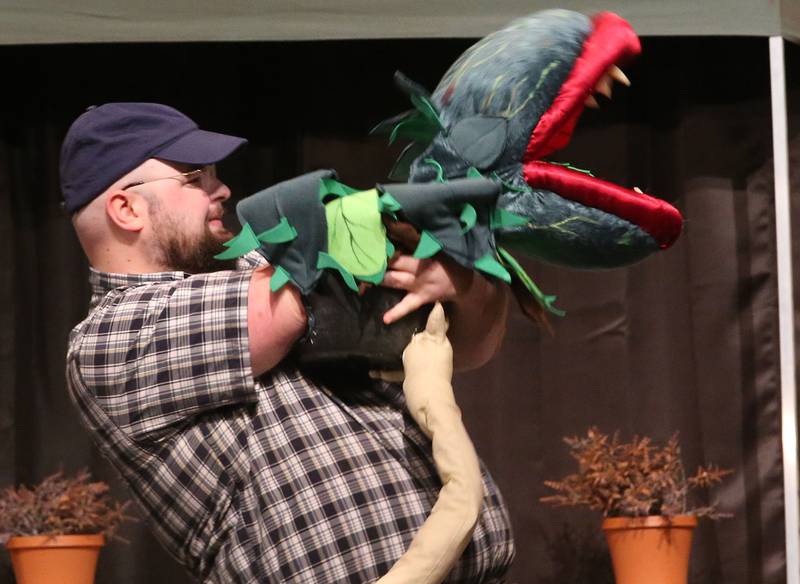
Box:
[376,303,484,584]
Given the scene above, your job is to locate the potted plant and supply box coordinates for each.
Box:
[541,427,731,584]
[0,469,133,584]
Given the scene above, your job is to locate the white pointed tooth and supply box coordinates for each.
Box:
[633,186,643,194]
[595,74,613,99]
[584,94,600,109]
[609,65,631,87]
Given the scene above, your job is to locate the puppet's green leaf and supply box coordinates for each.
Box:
[319,177,358,201]
[413,230,443,259]
[491,207,529,230]
[423,158,446,183]
[467,167,484,179]
[256,217,297,244]
[389,142,428,182]
[393,71,444,129]
[370,109,416,136]
[389,112,441,145]
[378,192,402,213]
[376,73,443,144]
[325,188,387,278]
[381,72,445,180]
[317,252,359,292]
[549,161,595,177]
[394,71,432,99]
[497,246,565,316]
[410,94,445,132]
[358,271,385,285]
[269,265,292,292]
[459,203,477,234]
[214,223,260,260]
[386,239,396,258]
[474,253,512,283]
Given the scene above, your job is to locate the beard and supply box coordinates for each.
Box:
[151,210,238,274]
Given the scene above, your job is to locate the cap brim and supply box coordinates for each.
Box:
[154,129,247,165]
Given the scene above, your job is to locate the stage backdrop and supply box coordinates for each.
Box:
[0,36,798,584]
[0,0,797,43]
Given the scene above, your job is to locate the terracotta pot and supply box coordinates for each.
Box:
[602,515,697,584]
[5,534,105,584]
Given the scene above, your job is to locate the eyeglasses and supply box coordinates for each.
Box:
[60,166,218,215]
[121,166,216,191]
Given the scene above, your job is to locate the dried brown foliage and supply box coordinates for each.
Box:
[0,469,135,543]
[541,427,732,518]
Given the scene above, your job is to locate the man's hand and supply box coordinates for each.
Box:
[381,254,473,325]
[381,253,510,371]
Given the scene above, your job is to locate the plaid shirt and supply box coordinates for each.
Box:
[65,252,514,583]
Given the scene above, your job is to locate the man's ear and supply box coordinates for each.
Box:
[106,190,147,232]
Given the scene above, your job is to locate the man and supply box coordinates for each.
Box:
[63,102,514,582]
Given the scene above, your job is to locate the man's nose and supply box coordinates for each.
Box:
[209,179,232,203]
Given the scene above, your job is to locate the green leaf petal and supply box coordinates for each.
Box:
[548,161,595,177]
[378,192,403,213]
[370,109,416,136]
[410,93,445,132]
[423,158,445,183]
[413,230,443,259]
[491,207,529,230]
[256,217,297,244]
[269,265,292,292]
[389,112,441,144]
[459,203,477,234]
[319,177,358,201]
[497,246,565,316]
[474,253,512,283]
[317,251,359,292]
[214,223,260,260]
[325,188,387,277]
[388,142,428,182]
[357,271,385,285]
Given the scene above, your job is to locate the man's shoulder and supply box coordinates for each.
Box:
[67,278,177,356]
[69,269,253,357]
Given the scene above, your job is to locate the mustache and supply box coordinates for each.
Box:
[207,206,227,221]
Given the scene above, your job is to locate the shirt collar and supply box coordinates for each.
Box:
[89,267,188,305]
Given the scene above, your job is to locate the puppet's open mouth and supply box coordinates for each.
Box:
[521,12,682,249]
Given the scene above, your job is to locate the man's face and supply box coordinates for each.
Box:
[134,159,237,273]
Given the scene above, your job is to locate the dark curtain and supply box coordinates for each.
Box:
[0,37,797,584]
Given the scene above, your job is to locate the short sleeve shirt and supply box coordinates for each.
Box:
[65,254,515,583]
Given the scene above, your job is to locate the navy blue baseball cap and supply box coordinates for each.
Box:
[60,102,247,213]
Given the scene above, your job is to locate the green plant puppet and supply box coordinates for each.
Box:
[219,9,684,583]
